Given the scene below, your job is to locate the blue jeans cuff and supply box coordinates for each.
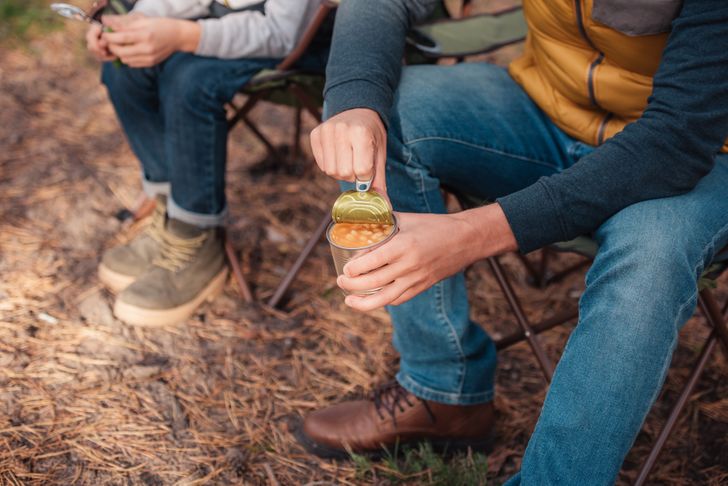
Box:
[396,371,494,405]
[167,196,227,228]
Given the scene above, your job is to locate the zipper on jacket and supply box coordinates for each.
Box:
[596,113,613,145]
[574,0,612,144]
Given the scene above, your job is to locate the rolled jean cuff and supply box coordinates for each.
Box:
[142,179,171,198]
[396,371,494,406]
[167,197,227,228]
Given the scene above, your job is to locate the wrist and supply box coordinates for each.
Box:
[453,203,518,263]
[177,20,201,53]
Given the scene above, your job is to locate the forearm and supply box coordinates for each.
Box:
[323,0,438,125]
[452,204,518,264]
[499,0,728,252]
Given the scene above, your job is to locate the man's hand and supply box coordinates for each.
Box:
[338,203,518,311]
[86,23,116,62]
[310,108,388,197]
[101,15,201,68]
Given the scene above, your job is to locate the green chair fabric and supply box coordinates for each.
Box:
[409,7,528,58]
[243,69,325,109]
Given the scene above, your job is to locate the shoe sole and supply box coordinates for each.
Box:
[293,423,495,461]
[113,267,228,327]
[98,263,137,293]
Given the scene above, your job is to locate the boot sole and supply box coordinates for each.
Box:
[113,267,228,327]
[293,423,495,461]
[98,263,137,293]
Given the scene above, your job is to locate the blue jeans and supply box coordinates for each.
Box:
[382,63,728,485]
[102,53,278,226]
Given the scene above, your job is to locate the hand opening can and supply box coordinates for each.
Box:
[326,215,399,296]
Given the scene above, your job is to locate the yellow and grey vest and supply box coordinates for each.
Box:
[509,0,728,151]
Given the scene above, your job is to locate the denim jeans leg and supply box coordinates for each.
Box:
[156,53,277,227]
[507,156,728,486]
[101,62,169,196]
[382,63,584,404]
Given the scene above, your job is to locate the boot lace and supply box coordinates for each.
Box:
[143,204,167,244]
[370,381,436,426]
[152,230,207,272]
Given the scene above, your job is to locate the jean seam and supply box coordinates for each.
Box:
[403,136,562,171]
[404,145,468,395]
[435,281,468,394]
[205,76,227,215]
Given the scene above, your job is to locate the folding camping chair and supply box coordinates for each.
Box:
[411,8,728,484]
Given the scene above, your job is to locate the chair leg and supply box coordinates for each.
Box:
[224,237,254,304]
[633,331,718,486]
[495,308,579,350]
[487,256,555,381]
[633,288,726,485]
[241,115,286,162]
[268,211,330,309]
[289,84,322,122]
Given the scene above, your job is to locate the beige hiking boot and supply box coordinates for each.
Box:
[98,195,167,292]
[113,218,228,326]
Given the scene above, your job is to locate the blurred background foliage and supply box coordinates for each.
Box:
[0,0,59,42]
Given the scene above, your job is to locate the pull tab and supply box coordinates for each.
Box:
[355,178,372,192]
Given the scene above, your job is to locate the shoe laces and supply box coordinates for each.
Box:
[370,381,435,426]
[144,203,167,245]
[152,229,207,272]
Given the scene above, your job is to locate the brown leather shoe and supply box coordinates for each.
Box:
[296,381,495,459]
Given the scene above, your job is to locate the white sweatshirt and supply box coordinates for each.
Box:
[132,0,322,59]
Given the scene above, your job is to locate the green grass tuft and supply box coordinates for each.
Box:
[350,442,489,485]
[0,0,59,42]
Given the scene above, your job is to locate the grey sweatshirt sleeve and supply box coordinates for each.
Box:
[323,0,439,123]
[195,0,320,59]
[131,0,321,59]
[132,0,210,19]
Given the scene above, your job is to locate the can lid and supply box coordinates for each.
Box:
[331,189,394,225]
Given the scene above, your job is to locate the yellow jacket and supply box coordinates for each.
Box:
[510,0,728,151]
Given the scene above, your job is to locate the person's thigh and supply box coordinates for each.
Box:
[386,62,586,207]
[158,52,278,112]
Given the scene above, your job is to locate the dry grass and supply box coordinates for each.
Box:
[1,5,727,485]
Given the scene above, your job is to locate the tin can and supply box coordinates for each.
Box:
[331,188,394,225]
[326,215,399,296]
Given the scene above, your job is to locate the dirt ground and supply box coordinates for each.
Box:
[1,11,727,486]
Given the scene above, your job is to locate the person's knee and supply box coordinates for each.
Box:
[586,205,706,340]
[164,62,225,115]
